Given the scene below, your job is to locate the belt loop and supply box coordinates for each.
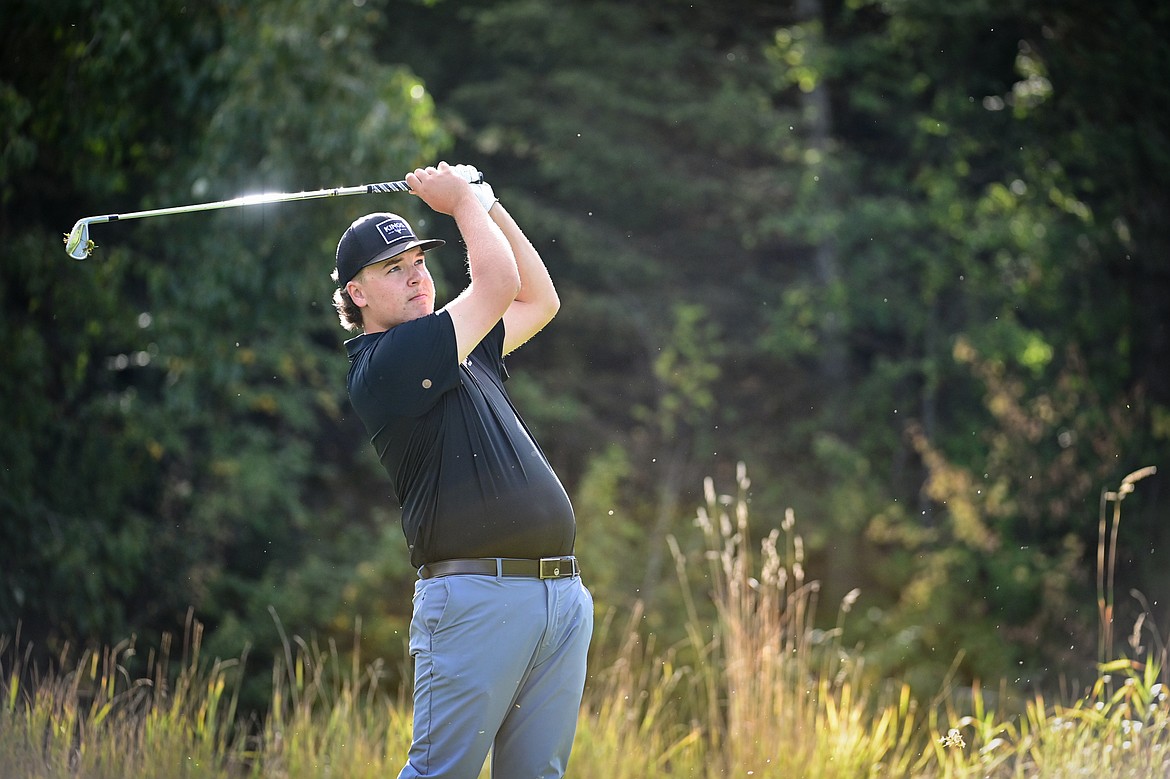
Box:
[495,558,503,577]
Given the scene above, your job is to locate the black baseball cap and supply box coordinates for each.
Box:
[335,212,444,286]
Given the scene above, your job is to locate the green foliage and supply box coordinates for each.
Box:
[398,0,815,614]
[1,0,445,672]
[2,0,1168,713]
[407,0,1169,688]
[0,229,161,642]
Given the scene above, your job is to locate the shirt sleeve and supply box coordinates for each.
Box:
[350,311,460,421]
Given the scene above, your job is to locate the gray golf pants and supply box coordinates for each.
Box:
[398,572,594,778]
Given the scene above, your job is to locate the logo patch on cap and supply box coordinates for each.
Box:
[376,218,412,245]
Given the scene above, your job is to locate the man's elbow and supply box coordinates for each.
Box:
[540,290,561,324]
[517,283,559,319]
[496,265,522,301]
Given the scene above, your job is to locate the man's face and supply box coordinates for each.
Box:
[346,247,435,333]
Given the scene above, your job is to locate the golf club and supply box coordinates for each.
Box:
[63,166,483,260]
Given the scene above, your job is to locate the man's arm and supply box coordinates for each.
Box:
[408,163,520,363]
[493,204,561,355]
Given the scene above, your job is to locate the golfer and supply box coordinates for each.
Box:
[331,162,593,779]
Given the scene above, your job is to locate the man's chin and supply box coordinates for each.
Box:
[404,301,435,320]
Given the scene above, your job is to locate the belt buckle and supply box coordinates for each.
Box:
[539,557,566,579]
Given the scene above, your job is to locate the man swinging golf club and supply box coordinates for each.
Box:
[332,161,593,779]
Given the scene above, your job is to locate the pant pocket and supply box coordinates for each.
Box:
[409,578,450,657]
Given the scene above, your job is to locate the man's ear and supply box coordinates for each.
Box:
[347,279,367,307]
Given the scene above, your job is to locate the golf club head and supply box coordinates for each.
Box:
[64,219,92,260]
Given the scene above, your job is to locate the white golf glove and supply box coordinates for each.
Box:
[453,163,497,212]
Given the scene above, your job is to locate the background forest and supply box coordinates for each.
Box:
[2,0,1168,711]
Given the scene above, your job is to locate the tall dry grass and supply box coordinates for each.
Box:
[572,604,707,777]
[2,464,1167,777]
[253,612,414,778]
[665,462,925,777]
[0,615,245,778]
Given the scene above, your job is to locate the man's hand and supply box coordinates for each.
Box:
[452,164,498,212]
[406,162,479,216]
[470,180,498,212]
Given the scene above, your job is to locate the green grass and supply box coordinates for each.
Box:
[0,620,245,778]
[3,465,1166,777]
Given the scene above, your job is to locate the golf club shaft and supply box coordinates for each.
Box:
[104,179,411,221]
[64,178,413,259]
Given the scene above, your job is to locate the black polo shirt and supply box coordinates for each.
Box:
[345,311,575,567]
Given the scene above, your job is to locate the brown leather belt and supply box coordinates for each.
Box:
[418,556,579,580]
